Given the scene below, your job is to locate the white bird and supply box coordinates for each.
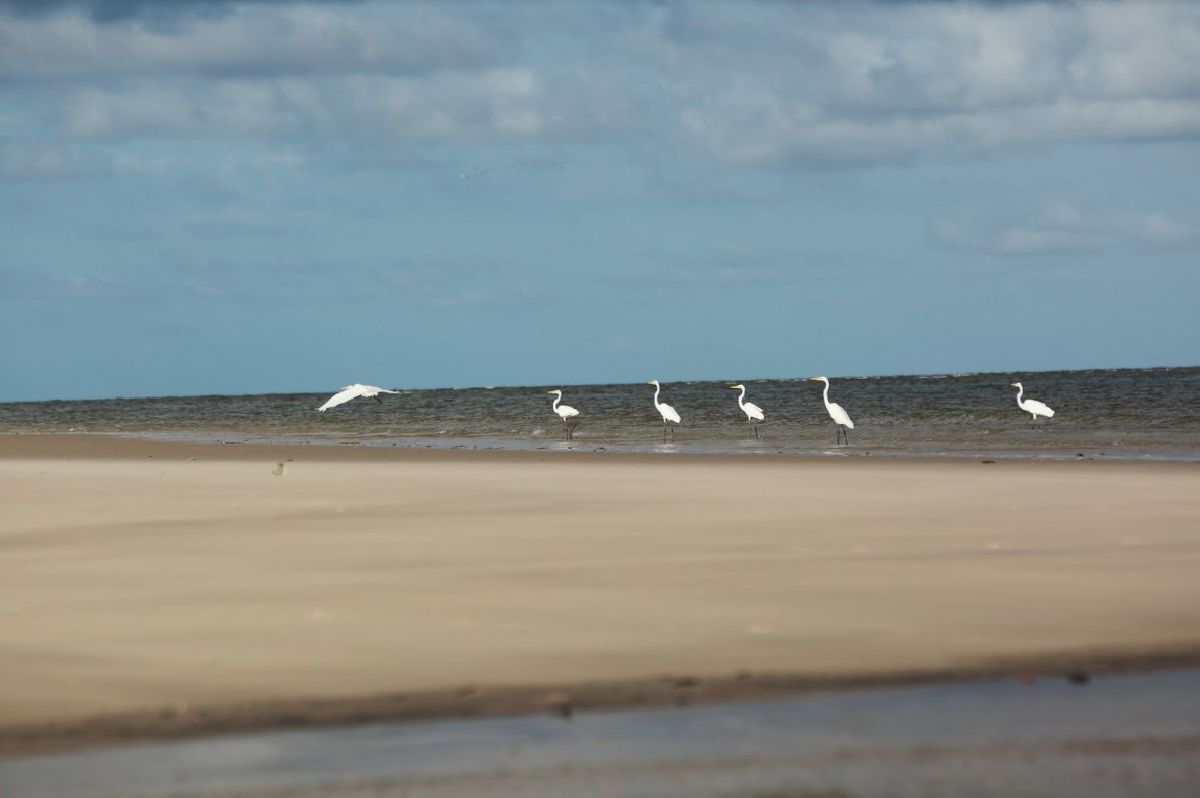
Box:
[810,376,855,445]
[316,384,399,412]
[1011,382,1055,429]
[729,383,765,439]
[648,380,682,442]
[546,389,580,440]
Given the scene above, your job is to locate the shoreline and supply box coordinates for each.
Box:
[3,432,1196,468]
[2,643,1200,758]
[3,433,1198,760]
[3,644,1200,759]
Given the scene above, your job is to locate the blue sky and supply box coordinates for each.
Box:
[2,0,1198,401]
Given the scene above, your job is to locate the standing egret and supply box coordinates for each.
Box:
[729,384,765,438]
[546,389,580,440]
[809,376,854,445]
[317,384,399,412]
[648,380,682,442]
[1010,382,1055,429]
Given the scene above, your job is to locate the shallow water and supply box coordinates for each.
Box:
[2,367,1198,461]
[2,669,1199,798]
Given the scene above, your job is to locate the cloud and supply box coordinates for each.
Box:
[683,95,1200,165]
[0,268,136,300]
[180,207,292,237]
[610,248,821,289]
[934,203,1196,254]
[377,257,540,311]
[0,4,506,79]
[0,0,362,23]
[5,1,1200,162]
[666,2,1200,163]
[61,70,628,140]
[0,140,106,179]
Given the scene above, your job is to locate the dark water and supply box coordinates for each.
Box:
[2,669,1199,798]
[2,367,1198,461]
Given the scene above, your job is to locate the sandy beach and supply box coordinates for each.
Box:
[1,434,1198,756]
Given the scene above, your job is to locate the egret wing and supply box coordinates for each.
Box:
[744,402,765,421]
[829,402,854,429]
[358,385,400,398]
[317,385,366,412]
[661,403,682,424]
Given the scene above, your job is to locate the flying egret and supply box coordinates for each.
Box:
[729,384,765,438]
[809,376,855,445]
[648,380,682,442]
[316,384,399,412]
[546,389,580,440]
[1010,382,1055,429]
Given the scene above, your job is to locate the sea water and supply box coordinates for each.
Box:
[2,367,1197,461]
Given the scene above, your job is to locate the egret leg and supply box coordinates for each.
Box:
[663,422,668,444]
[670,424,675,442]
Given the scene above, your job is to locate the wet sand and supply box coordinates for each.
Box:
[1,434,1199,756]
[5,669,1200,798]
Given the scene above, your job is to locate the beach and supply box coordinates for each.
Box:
[2,434,1199,757]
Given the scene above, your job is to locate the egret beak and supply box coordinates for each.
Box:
[546,390,557,394]
[1009,383,1019,388]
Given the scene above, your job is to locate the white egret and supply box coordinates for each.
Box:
[1010,382,1055,429]
[809,376,855,445]
[729,384,765,439]
[316,384,399,412]
[648,380,682,442]
[546,389,580,440]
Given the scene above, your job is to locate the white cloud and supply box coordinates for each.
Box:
[376,256,538,310]
[6,2,1200,160]
[668,2,1200,163]
[0,5,505,78]
[0,140,95,179]
[65,85,196,137]
[935,203,1196,255]
[62,69,628,140]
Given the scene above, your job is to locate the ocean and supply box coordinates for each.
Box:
[2,367,1197,461]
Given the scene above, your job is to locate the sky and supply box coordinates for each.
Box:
[1,0,1198,402]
